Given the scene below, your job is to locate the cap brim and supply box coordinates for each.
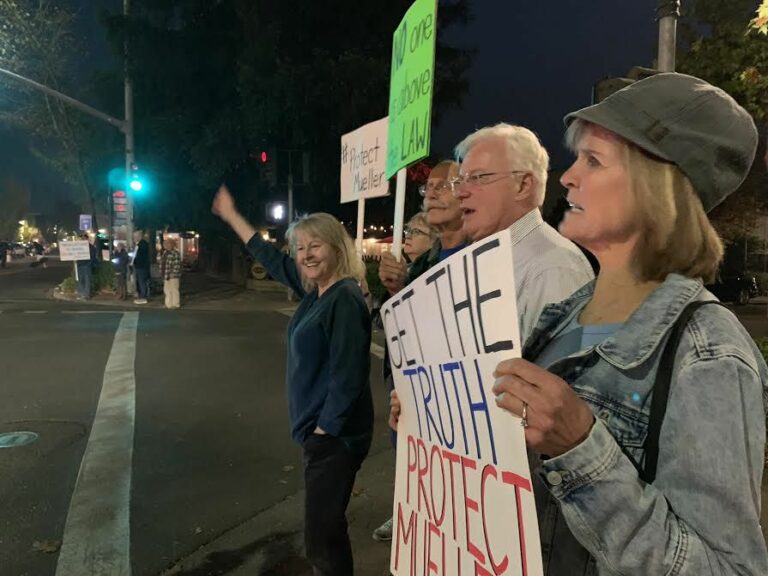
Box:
[564,103,675,164]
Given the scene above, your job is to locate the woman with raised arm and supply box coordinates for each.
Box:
[213,185,373,576]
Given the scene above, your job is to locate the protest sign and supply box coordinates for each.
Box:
[385,0,437,179]
[381,229,543,576]
[59,240,91,261]
[340,117,389,203]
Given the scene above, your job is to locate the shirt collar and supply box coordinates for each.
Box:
[508,209,543,245]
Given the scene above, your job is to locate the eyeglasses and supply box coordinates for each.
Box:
[418,181,454,197]
[404,227,432,239]
[449,170,528,196]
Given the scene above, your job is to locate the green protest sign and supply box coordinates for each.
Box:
[385,0,437,179]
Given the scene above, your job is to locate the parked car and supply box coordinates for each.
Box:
[706,270,758,305]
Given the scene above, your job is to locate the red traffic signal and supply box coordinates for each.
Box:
[260,151,268,163]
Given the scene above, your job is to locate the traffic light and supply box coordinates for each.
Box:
[129,165,144,193]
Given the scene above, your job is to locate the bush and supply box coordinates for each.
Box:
[93,261,115,293]
[57,261,115,295]
[59,275,77,294]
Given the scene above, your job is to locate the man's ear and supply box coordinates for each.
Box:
[514,173,535,201]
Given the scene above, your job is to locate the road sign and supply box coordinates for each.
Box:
[79,214,93,231]
[59,240,91,261]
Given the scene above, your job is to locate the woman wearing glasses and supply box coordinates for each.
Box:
[402,211,436,263]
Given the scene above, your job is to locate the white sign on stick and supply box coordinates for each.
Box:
[340,117,389,203]
[59,240,91,261]
[381,229,543,576]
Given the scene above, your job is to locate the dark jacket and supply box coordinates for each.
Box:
[133,239,150,269]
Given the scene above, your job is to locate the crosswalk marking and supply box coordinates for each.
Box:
[55,312,138,576]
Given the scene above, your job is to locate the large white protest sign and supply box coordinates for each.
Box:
[59,240,91,261]
[340,117,389,203]
[381,228,543,576]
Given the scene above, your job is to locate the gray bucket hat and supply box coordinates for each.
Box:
[564,72,758,213]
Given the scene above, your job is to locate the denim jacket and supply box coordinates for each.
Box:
[522,273,768,576]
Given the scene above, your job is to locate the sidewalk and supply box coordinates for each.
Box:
[161,446,395,576]
[52,269,293,312]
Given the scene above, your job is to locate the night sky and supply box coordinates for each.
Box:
[1,0,660,211]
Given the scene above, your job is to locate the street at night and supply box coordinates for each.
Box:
[2,1,768,575]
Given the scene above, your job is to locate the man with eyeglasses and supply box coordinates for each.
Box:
[388,123,595,446]
[378,160,468,296]
[453,122,594,341]
[372,159,468,543]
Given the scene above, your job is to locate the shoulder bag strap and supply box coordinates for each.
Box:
[640,300,729,483]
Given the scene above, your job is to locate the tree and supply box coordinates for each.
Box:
[103,0,472,230]
[0,0,116,227]
[677,0,768,246]
[750,0,768,33]
[0,176,30,240]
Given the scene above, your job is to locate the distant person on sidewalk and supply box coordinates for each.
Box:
[132,230,151,304]
[76,234,97,300]
[161,238,182,309]
[213,184,373,576]
[113,242,129,301]
[0,243,7,269]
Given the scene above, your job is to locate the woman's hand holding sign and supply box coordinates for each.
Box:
[493,358,594,457]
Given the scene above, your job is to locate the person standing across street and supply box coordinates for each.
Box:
[212,184,373,576]
[161,238,182,309]
[75,234,97,300]
[0,242,7,269]
[113,242,129,301]
[132,230,151,304]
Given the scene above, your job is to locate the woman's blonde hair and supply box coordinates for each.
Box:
[286,213,365,291]
[565,119,723,283]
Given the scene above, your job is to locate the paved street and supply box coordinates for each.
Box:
[0,260,392,576]
[1,259,766,576]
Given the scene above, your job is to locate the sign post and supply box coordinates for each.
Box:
[340,116,390,253]
[386,0,438,259]
[382,230,543,576]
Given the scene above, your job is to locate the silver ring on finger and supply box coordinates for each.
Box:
[521,401,529,428]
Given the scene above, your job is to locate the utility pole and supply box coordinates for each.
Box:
[124,0,136,250]
[657,0,680,72]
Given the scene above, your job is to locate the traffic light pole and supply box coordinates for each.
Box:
[656,0,680,72]
[124,0,136,255]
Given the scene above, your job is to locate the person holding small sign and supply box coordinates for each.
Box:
[490,74,768,574]
[212,184,373,576]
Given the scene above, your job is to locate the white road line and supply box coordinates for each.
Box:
[55,312,138,576]
[61,310,126,314]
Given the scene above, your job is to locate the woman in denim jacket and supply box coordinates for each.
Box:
[492,73,768,575]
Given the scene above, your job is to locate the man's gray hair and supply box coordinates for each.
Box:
[454,123,550,206]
